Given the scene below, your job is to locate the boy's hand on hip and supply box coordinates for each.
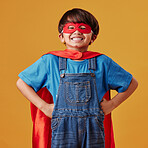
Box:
[41,103,54,118]
[100,77,138,115]
[100,98,115,115]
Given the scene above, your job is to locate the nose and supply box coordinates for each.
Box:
[73,30,82,35]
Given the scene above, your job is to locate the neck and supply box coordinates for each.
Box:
[66,46,88,53]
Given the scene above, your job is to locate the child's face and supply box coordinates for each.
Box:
[59,23,96,52]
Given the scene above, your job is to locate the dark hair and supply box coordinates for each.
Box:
[58,8,99,35]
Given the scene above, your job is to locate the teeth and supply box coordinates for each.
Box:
[72,38,83,41]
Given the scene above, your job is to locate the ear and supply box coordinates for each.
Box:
[91,34,97,43]
[59,33,65,43]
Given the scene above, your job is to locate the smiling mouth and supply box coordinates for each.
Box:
[71,37,83,41]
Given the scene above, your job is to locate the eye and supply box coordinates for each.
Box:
[79,25,86,30]
[68,26,75,29]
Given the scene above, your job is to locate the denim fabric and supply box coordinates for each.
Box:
[51,57,105,148]
[51,117,104,148]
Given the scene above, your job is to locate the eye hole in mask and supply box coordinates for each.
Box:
[79,25,86,30]
[68,26,75,29]
[68,25,86,30]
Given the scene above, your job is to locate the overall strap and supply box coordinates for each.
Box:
[88,57,96,71]
[59,57,67,71]
[59,57,96,71]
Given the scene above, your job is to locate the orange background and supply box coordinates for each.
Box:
[0,0,148,147]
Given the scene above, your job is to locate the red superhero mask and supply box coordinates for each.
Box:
[62,23,92,34]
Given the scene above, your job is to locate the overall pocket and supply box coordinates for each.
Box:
[65,81,91,103]
[95,116,104,131]
[51,117,62,131]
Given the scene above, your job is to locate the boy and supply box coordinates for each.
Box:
[16,8,138,148]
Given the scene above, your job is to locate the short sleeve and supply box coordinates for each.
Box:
[18,56,48,92]
[108,58,133,93]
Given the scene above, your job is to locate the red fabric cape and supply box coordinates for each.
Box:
[30,49,115,148]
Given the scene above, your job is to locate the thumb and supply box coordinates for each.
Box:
[100,98,105,103]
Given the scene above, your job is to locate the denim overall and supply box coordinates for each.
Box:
[51,57,105,148]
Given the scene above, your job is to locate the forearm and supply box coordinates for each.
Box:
[16,78,48,111]
[111,76,138,109]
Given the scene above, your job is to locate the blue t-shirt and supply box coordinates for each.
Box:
[18,54,133,103]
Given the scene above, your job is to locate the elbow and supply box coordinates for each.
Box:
[16,78,23,90]
[16,78,21,89]
[132,76,138,90]
[135,78,138,88]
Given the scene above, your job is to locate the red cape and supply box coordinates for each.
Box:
[48,49,102,60]
[30,49,115,148]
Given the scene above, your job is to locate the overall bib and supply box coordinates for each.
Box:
[51,57,105,148]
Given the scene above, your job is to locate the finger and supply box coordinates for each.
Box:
[103,98,106,101]
[100,98,105,104]
[100,98,104,103]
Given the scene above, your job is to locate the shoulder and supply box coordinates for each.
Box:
[41,53,59,63]
[96,54,112,65]
[42,53,59,59]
